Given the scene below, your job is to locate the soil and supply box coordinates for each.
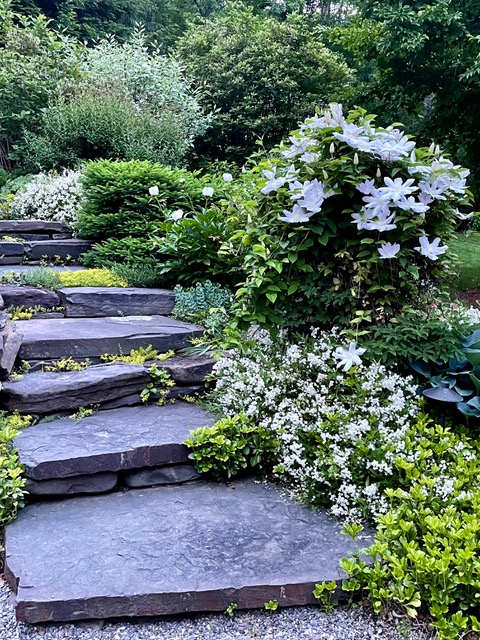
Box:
[458,289,480,308]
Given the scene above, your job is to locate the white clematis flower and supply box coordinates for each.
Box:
[415,236,448,260]
[279,204,314,224]
[333,342,366,371]
[149,186,159,196]
[378,242,400,259]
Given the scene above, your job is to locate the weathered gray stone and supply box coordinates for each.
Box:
[5,234,51,241]
[0,285,60,309]
[14,403,215,480]
[1,363,148,414]
[0,221,70,234]
[4,479,373,623]
[0,294,4,309]
[31,311,64,319]
[123,464,200,488]
[25,472,118,497]
[164,384,205,399]
[51,233,73,240]
[16,316,203,360]
[158,354,215,384]
[58,287,176,318]
[0,256,23,265]
[24,239,93,262]
[0,241,25,256]
[0,325,22,380]
[0,310,9,330]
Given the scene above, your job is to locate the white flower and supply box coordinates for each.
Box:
[297,179,325,213]
[202,186,214,197]
[378,177,418,203]
[333,342,366,371]
[455,209,474,221]
[357,179,376,195]
[279,204,314,223]
[222,172,233,183]
[378,242,400,259]
[415,236,448,260]
[171,209,184,221]
[149,186,159,196]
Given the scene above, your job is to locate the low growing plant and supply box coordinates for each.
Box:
[44,357,91,372]
[185,414,280,480]
[57,269,127,288]
[101,347,173,366]
[20,268,61,290]
[0,412,32,528]
[140,364,174,403]
[173,281,234,338]
[108,264,166,289]
[340,416,480,640]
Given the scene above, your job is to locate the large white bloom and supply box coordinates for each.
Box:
[333,342,367,371]
[378,177,418,202]
[378,242,400,259]
[279,204,313,224]
[415,236,448,260]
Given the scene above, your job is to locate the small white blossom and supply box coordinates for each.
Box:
[149,186,159,196]
[202,186,214,197]
[171,209,184,221]
[333,342,367,371]
[378,242,400,259]
[222,172,233,183]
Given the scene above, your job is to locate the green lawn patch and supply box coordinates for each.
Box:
[450,233,480,290]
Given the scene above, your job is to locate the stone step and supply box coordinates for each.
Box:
[0,220,72,235]
[0,284,60,309]
[58,287,176,318]
[0,363,149,413]
[15,315,203,360]
[14,403,214,482]
[4,479,370,623]
[0,239,92,265]
[0,264,85,277]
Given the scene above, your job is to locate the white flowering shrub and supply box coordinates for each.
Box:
[9,171,82,226]
[208,329,419,521]
[230,103,472,329]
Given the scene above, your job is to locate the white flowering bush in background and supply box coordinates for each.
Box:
[9,170,82,226]
[207,328,419,521]
[231,103,472,329]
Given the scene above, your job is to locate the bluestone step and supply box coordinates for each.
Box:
[15,315,203,360]
[0,363,149,413]
[14,403,215,480]
[58,287,176,318]
[4,479,372,623]
[24,239,93,262]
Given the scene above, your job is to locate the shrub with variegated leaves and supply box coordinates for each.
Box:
[229,104,472,329]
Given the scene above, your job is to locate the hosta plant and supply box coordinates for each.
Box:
[228,103,472,329]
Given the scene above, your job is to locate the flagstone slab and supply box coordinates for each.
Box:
[1,363,149,413]
[25,472,118,497]
[0,285,60,309]
[15,315,203,360]
[0,221,71,234]
[4,479,372,623]
[58,287,175,318]
[123,464,201,487]
[14,403,215,480]
[24,239,93,262]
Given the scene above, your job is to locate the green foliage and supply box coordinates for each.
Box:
[0,6,80,171]
[140,363,174,402]
[357,308,469,368]
[44,357,91,372]
[101,346,173,366]
[175,5,353,164]
[227,105,468,330]
[154,206,241,285]
[313,581,338,613]
[264,599,279,611]
[0,411,32,528]
[77,159,218,241]
[19,267,61,290]
[332,0,480,199]
[450,233,480,290]
[185,414,280,480]
[340,416,480,640]
[225,602,238,617]
[173,281,233,335]
[84,238,160,269]
[57,268,127,288]
[108,264,166,289]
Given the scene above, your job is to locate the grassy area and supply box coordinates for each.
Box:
[450,233,480,290]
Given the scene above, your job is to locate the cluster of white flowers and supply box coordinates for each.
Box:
[211,328,419,520]
[431,301,480,330]
[259,103,470,260]
[10,171,82,226]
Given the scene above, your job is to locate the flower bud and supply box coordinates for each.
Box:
[428,142,435,154]
[329,142,335,154]
[376,166,382,178]
[353,153,359,166]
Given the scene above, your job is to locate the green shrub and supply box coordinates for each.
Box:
[0,412,32,528]
[175,5,353,164]
[57,269,127,288]
[185,414,280,480]
[154,206,241,285]
[173,281,233,333]
[226,104,470,330]
[76,159,220,242]
[109,264,167,289]
[341,416,480,640]
[83,238,160,269]
[20,268,61,290]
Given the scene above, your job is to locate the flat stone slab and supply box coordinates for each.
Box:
[14,403,215,480]
[0,221,71,234]
[58,287,175,318]
[0,285,60,309]
[24,239,93,262]
[123,464,201,488]
[158,353,215,384]
[15,315,204,360]
[0,241,25,256]
[1,363,148,413]
[25,472,118,497]
[4,480,372,623]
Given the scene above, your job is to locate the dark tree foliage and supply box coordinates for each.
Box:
[332,0,480,198]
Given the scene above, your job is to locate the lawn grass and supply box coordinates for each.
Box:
[450,233,480,290]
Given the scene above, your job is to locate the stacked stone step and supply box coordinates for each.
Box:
[0,220,92,265]
[1,281,372,626]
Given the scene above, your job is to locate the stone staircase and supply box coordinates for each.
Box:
[0,220,92,266]
[0,241,366,625]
